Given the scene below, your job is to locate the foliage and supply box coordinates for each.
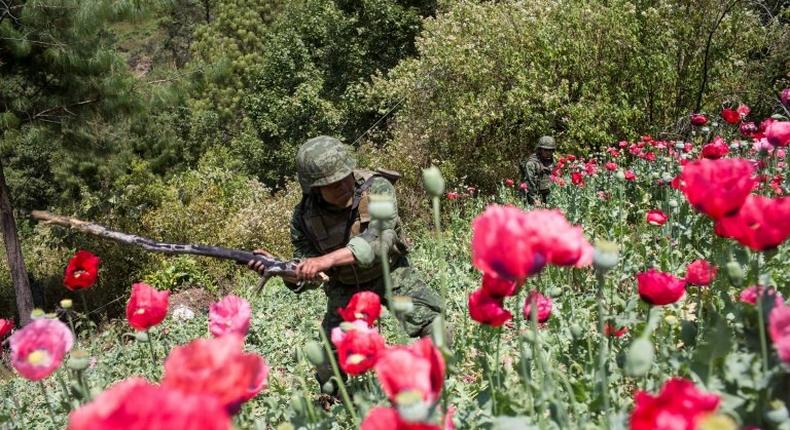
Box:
[370,0,787,190]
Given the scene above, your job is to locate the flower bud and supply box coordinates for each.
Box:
[30,308,45,319]
[593,240,620,273]
[726,261,745,284]
[765,401,789,424]
[304,341,325,367]
[668,199,678,208]
[60,299,73,309]
[391,295,414,314]
[67,350,91,371]
[290,397,305,415]
[625,337,655,376]
[368,194,396,220]
[548,286,562,297]
[422,166,445,197]
[321,380,336,395]
[395,390,431,423]
[615,170,626,180]
[570,324,583,339]
[134,331,149,342]
[522,329,536,343]
[664,315,679,326]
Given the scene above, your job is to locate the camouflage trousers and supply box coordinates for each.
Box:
[316,256,442,390]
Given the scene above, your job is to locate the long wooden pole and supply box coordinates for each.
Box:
[0,160,33,325]
[30,210,326,289]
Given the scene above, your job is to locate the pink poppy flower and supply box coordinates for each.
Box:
[631,378,719,430]
[480,272,518,298]
[769,303,790,363]
[739,285,784,306]
[522,290,552,323]
[636,269,686,306]
[690,113,708,126]
[468,288,512,327]
[209,295,252,338]
[162,334,268,413]
[375,338,445,404]
[0,318,13,338]
[9,318,74,381]
[646,210,668,226]
[766,121,790,147]
[126,283,169,331]
[522,209,592,267]
[471,205,545,282]
[624,170,636,181]
[360,406,454,430]
[68,378,231,430]
[684,260,717,287]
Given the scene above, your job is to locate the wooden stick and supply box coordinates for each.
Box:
[30,210,328,290]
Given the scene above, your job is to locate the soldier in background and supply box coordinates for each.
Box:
[520,136,556,205]
[248,135,442,394]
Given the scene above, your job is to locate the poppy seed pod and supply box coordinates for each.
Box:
[593,241,619,273]
[726,262,745,285]
[30,309,45,319]
[304,341,325,367]
[368,194,396,220]
[422,166,445,197]
[60,299,73,309]
[625,337,655,376]
[67,350,91,371]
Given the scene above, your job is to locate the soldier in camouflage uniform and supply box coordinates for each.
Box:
[249,135,442,390]
[520,135,556,205]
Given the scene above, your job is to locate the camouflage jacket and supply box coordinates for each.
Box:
[520,154,553,204]
[287,169,404,292]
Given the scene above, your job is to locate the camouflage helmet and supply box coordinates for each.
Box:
[297,135,356,190]
[537,135,557,150]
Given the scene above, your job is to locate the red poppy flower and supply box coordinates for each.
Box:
[471,205,545,282]
[360,406,454,430]
[701,136,729,160]
[670,175,684,191]
[684,259,717,287]
[605,162,617,171]
[63,250,100,291]
[481,272,518,298]
[67,378,232,430]
[338,291,382,326]
[519,182,528,190]
[766,121,790,147]
[645,210,668,226]
[126,283,169,331]
[162,335,269,413]
[720,108,740,125]
[522,290,552,323]
[680,158,756,219]
[375,338,445,404]
[0,319,12,338]
[9,318,73,381]
[604,323,628,337]
[468,289,512,327]
[630,377,720,430]
[571,172,585,186]
[624,170,636,181]
[690,113,708,126]
[331,320,386,375]
[636,269,686,306]
[446,192,459,200]
[714,195,790,251]
[504,179,514,187]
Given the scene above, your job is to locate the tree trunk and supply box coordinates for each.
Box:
[0,159,33,326]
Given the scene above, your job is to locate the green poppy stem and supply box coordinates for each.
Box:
[318,326,358,424]
[752,255,769,374]
[39,380,57,427]
[595,271,610,422]
[147,330,158,363]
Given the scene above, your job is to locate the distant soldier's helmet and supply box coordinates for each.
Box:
[537,136,557,150]
[297,136,356,190]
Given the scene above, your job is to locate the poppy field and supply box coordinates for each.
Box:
[1,104,790,429]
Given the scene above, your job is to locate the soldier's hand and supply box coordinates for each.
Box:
[296,256,333,281]
[247,248,274,275]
